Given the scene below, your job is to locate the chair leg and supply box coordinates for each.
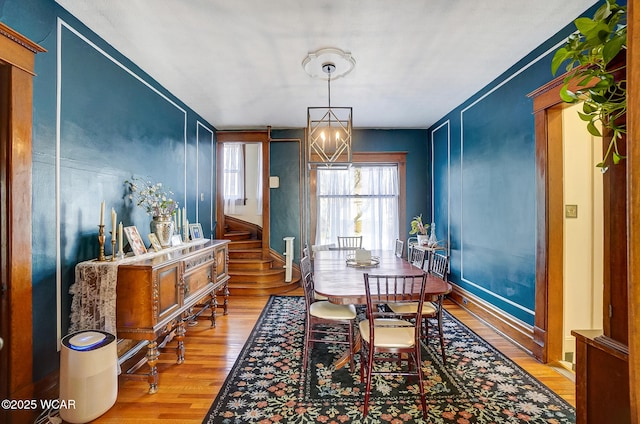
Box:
[303,320,311,371]
[437,311,446,365]
[363,347,374,417]
[415,347,427,415]
[359,344,366,383]
[348,321,354,373]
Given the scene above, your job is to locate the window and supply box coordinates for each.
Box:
[223,144,244,213]
[315,164,399,250]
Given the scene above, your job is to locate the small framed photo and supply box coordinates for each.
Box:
[148,233,162,252]
[189,223,203,240]
[170,234,183,247]
[124,226,147,256]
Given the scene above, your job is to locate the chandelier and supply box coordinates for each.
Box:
[304,48,354,167]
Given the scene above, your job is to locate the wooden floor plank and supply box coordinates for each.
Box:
[88,292,574,423]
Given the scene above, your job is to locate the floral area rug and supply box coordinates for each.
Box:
[203,296,575,423]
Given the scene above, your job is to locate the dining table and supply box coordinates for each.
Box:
[313,249,452,305]
[312,249,452,370]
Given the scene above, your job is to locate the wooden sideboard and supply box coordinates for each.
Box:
[115,239,229,393]
[572,330,630,423]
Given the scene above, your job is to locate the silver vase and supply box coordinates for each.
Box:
[150,215,174,248]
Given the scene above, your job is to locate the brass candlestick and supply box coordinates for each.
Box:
[111,234,117,261]
[97,224,106,261]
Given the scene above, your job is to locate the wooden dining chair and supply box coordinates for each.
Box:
[430,251,449,278]
[387,252,450,364]
[406,236,418,261]
[337,235,363,250]
[360,273,428,417]
[409,245,426,268]
[301,256,357,372]
[423,252,449,359]
[394,239,404,258]
[300,252,312,281]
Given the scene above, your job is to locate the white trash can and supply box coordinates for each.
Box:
[59,330,118,423]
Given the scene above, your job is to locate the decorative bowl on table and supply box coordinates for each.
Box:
[345,253,380,268]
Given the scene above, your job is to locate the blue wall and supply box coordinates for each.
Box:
[427,2,603,325]
[2,0,216,380]
[269,129,303,260]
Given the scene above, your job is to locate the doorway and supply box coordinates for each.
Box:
[560,103,604,369]
[215,130,270,258]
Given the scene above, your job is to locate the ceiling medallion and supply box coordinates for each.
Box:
[302,47,356,80]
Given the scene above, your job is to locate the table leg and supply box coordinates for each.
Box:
[334,332,362,370]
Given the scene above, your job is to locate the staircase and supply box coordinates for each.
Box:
[224,218,300,296]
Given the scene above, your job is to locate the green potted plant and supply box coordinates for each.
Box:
[409,214,429,245]
[551,0,627,169]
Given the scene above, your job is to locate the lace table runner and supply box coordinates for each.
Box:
[69,239,209,335]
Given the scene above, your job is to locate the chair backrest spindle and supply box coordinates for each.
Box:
[410,247,426,268]
[337,236,363,250]
[394,239,404,258]
[429,252,449,281]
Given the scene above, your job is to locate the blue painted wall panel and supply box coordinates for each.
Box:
[431,122,450,247]
[269,132,302,261]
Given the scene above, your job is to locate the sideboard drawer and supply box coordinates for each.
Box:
[184,264,213,301]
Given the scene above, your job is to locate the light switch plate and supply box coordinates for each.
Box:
[565,204,578,218]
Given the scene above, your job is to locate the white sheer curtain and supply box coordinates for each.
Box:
[223,144,244,214]
[255,145,263,215]
[315,165,399,250]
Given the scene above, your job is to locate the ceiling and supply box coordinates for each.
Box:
[54,0,596,130]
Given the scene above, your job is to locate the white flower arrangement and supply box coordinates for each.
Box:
[125,177,178,217]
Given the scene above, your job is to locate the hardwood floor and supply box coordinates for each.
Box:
[88,290,575,423]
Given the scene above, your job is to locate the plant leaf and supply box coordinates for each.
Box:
[613,151,623,164]
[588,90,608,103]
[587,120,602,137]
[574,17,598,35]
[551,48,570,75]
[583,102,596,114]
[577,111,595,122]
[602,32,626,64]
[593,79,612,90]
[560,86,578,103]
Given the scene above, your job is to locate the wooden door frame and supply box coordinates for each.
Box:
[628,2,639,420]
[215,130,271,258]
[0,23,45,405]
[528,78,567,364]
[529,72,629,364]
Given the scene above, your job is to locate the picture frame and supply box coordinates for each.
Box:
[189,223,203,240]
[148,233,162,252]
[170,234,183,247]
[124,226,147,256]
